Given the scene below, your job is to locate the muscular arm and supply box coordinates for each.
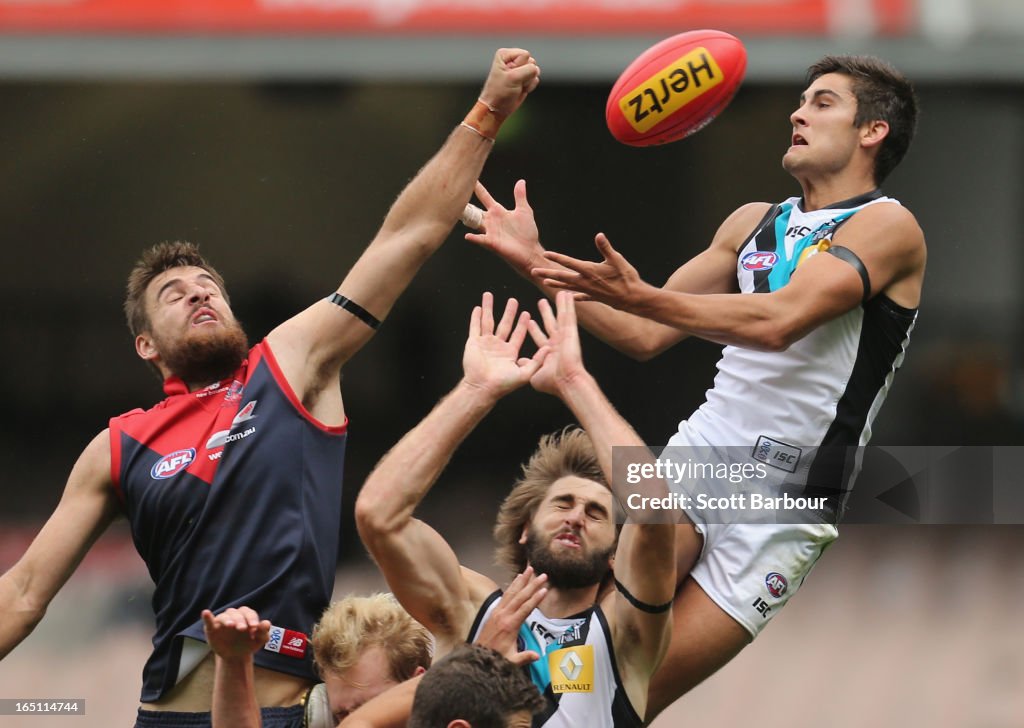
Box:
[355,295,542,655]
[265,50,541,421]
[540,201,925,352]
[0,430,119,659]
[355,379,499,654]
[468,182,766,360]
[529,294,675,718]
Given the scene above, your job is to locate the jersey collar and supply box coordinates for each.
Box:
[798,188,884,212]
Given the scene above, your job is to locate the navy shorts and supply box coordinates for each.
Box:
[136,705,304,728]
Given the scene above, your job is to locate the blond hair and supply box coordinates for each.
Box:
[493,427,606,574]
[312,593,432,681]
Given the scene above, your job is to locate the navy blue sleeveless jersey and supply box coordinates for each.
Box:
[109,340,347,702]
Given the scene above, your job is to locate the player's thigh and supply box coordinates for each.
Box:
[644,576,751,723]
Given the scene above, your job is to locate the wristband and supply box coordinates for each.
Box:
[461,99,506,142]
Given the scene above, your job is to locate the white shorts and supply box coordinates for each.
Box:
[667,422,838,637]
[690,519,837,637]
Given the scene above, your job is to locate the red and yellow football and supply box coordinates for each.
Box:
[606,29,747,147]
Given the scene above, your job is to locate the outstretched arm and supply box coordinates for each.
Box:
[0,430,119,660]
[466,182,763,359]
[204,606,272,728]
[355,293,545,654]
[528,292,675,719]
[536,202,925,351]
[267,49,541,418]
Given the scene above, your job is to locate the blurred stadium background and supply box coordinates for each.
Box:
[1,0,1023,725]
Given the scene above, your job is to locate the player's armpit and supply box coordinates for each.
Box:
[356,512,485,651]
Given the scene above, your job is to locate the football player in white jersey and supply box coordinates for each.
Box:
[356,291,676,726]
[465,55,925,722]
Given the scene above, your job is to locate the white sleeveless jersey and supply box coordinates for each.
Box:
[681,190,918,522]
[468,591,642,728]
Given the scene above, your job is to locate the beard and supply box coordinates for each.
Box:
[153,319,250,386]
[524,530,614,591]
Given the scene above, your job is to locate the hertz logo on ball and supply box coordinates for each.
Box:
[619,48,725,134]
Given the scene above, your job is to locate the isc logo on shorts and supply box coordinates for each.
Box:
[150,449,196,479]
[549,645,594,694]
[741,251,778,271]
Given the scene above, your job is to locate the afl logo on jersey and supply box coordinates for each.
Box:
[765,572,789,599]
[151,448,196,479]
[741,251,778,271]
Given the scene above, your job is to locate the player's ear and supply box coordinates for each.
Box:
[135,333,159,362]
[518,524,529,545]
[447,721,472,728]
[860,119,889,149]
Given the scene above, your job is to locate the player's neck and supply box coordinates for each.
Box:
[540,584,600,618]
[796,164,877,212]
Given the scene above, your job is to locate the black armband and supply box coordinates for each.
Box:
[613,577,672,614]
[826,245,871,304]
[327,293,381,330]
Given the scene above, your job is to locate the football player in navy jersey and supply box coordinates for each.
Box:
[0,48,540,728]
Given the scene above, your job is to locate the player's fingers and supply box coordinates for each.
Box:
[480,291,495,334]
[594,233,627,265]
[541,250,587,272]
[201,609,216,630]
[504,568,530,599]
[508,650,541,667]
[237,606,262,629]
[502,48,531,68]
[557,291,579,330]
[460,203,484,231]
[508,311,532,352]
[495,297,519,340]
[469,305,482,338]
[507,571,547,613]
[527,319,548,348]
[474,180,497,209]
[537,297,558,334]
[513,179,532,211]
[542,278,580,294]
[532,266,577,283]
[504,566,534,602]
[465,232,491,248]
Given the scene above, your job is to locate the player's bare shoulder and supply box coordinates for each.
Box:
[837,201,926,270]
[711,202,775,253]
[834,201,926,308]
